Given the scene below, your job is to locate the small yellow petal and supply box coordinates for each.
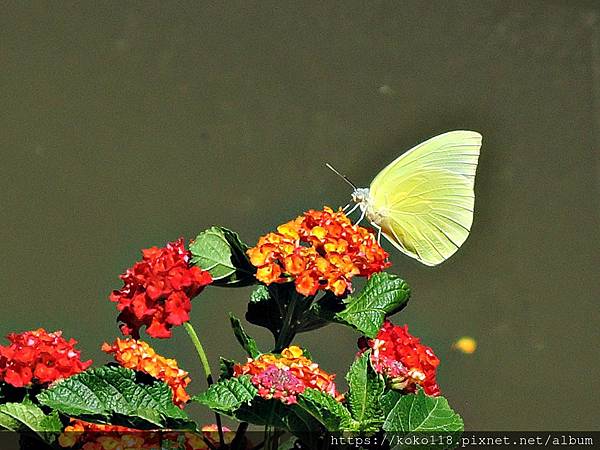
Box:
[310,226,327,240]
[283,346,304,358]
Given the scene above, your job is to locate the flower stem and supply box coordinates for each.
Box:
[184,321,213,384]
[231,422,249,450]
[274,293,299,352]
[264,425,280,450]
[183,321,224,447]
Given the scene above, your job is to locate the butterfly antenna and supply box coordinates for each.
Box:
[326,163,357,189]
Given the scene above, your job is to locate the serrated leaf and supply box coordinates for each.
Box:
[232,396,289,428]
[129,407,163,427]
[0,402,61,443]
[299,347,313,360]
[234,397,287,427]
[246,283,286,340]
[285,404,324,448]
[192,376,257,414]
[298,291,347,334]
[278,437,299,450]
[37,366,188,429]
[38,410,62,433]
[336,273,410,338]
[190,227,255,286]
[234,398,323,449]
[302,292,346,333]
[380,389,402,417]
[296,388,352,431]
[190,227,237,280]
[0,403,48,431]
[346,352,385,431]
[0,410,19,431]
[250,285,270,303]
[383,390,463,432]
[229,313,260,358]
[219,357,236,381]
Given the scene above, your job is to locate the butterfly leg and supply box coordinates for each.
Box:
[342,202,352,212]
[371,222,382,244]
[345,203,360,216]
[355,208,366,226]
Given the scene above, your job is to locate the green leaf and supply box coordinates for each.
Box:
[234,398,324,449]
[285,404,324,448]
[346,352,385,431]
[192,375,257,414]
[250,284,270,303]
[0,403,51,431]
[0,410,19,431]
[302,292,346,333]
[278,437,300,450]
[229,313,260,358]
[0,402,61,443]
[247,282,320,351]
[336,273,410,338]
[380,389,402,417]
[246,283,305,347]
[246,283,285,340]
[37,366,189,429]
[190,227,255,287]
[298,347,313,360]
[38,410,62,433]
[296,388,352,431]
[383,390,463,432]
[219,357,236,381]
[234,398,287,428]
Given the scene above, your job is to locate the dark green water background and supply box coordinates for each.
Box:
[1,1,599,430]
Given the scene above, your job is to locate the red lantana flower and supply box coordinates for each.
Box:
[110,239,212,339]
[0,328,92,388]
[247,207,390,297]
[358,321,441,396]
[233,346,342,404]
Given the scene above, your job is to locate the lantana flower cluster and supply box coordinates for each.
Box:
[233,346,341,404]
[110,238,212,339]
[59,420,140,449]
[0,328,91,388]
[102,338,191,407]
[359,320,440,396]
[247,207,390,296]
[59,419,226,450]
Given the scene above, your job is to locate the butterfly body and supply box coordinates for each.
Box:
[351,187,387,225]
[346,130,482,266]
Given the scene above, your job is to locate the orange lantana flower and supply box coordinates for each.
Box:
[102,338,191,407]
[247,207,390,296]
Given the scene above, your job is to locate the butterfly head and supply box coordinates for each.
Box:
[351,187,370,206]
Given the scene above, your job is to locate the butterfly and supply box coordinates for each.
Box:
[328,130,482,266]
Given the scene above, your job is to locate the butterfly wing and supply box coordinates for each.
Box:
[369,130,482,266]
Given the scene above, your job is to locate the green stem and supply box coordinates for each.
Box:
[264,425,280,450]
[184,321,212,383]
[232,422,249,450]
[275,291,302,352]
[183,321,224,447]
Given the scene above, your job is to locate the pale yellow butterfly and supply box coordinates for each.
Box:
[328,130,482,266]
